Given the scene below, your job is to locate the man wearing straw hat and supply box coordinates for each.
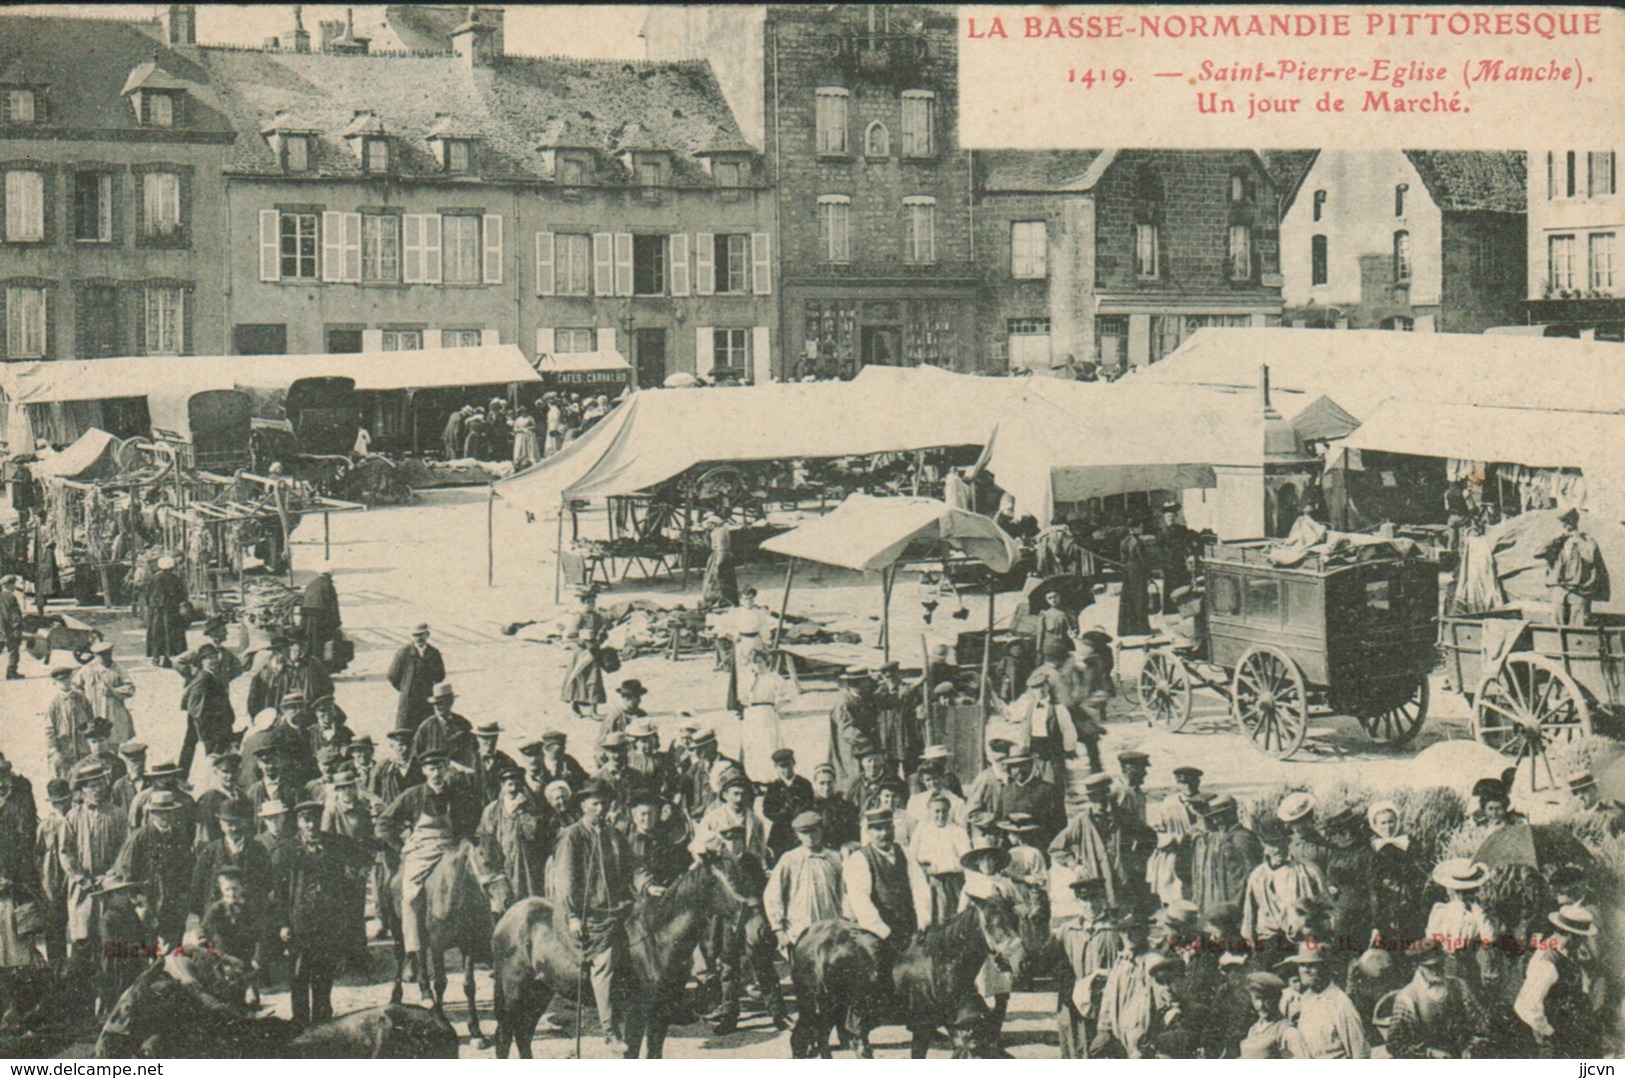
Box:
[1280,940,1368,1058]
[61,762,126,962]
[1423,858,1493,986]
[1515,904,1601,1055]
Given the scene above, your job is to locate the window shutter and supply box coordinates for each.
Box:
[752,325,771,385]
[481,328,500,347]
[535,232,555,296]
[342,212,362,282]
[422,329,443,350]
[422,214,442,284]
[613,232,633,297]
[322,210,344,282]
[132,286,147,356]
[695,232,715,295]
[695,326,714,379]
[482,214,503,284]
[402,215,424,283]
[596,327,617,354]
[178,168,192,245]
[536,328,554,356]
[669,233,690,296]
[181,285,193,356]
[751,232,772,295]
[592,232,614,296]
[259,209,280,282]
[361,329,383,352]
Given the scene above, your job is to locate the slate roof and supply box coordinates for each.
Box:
[1403,151,1527,214]
[976,150,1107,193]
[195,46,756,185]
[0,15,234,137]
[1259,150,1316,200]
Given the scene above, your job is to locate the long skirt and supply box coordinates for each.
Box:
[738,703,784,782]
[560,647,606,707]
[927,873,962,924]
[702,553,738,608]
[146,608,186,659]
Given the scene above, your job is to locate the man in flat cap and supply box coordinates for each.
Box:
[144,555,188,668]
[1051,773,1127,911]
[841,806,932,956]
[1147,765,1205,905]
[553,778,639,1055]
[44,659,94,780]
[808,763,861,851]
[764,810,844,953]
[761,747,813,861]
[1055,874,1120,1058]
[1385,938,1491,1058]
[523,730,589,801]
[1237,971,1304,1058]
[75,640,136,746]
[387,624,445,734]
[1541,507,1604,626]
[967,752,1065,848]
[1281,940,1368,1058]
[479,767,548,901]
[1190,794,1263,922]
[179,643,236,776]
[472,723,516,806]
[275,800,352,1026]
[110,740,146,813]
[1240,819,1326,958]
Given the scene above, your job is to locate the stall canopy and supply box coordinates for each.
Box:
[1127,328,1625,417]
[760,493,1020,573]
[498,364,1027,513]
[1338,398,1625,473]
[981,379,1279,524]
[534,351,631,375]
[30,428,120,480]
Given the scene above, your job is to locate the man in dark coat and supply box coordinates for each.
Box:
[179,645,236,776]
[274,802,356,1026]
[145,556,189,667]
[298,565,342,666]
[386,624,444,733]
[411,682,477,773]
[0,574,23,679]
[192,800,274,917]
[1190,795,1263,922]
[825,668,878,788]
[760,748,814,861]
[112,790,193,946]
[520,731,589,803]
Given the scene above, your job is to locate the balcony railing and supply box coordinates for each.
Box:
[824,32,935,84]
[788,258,978,282]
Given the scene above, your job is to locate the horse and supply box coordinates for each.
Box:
[388,840,513,1045]
[790,883,1048,1059]
[94,958,457,1058]
[489,850,756,1059]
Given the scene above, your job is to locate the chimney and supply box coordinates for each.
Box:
[289,5,311,53]
[161,4,196,47]
[452,6,502,68]
[326,7,371,55]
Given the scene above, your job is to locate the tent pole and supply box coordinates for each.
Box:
[771,558,795,652]
[979,580,995,716]
[487,483,495,587]
[920,632,933,745]
[880,563,895,662]
[323,511,331,560]
[553,498,565,603]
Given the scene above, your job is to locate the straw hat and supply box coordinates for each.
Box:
[1430,858,1489,891]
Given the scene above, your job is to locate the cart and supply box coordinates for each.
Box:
[1133,540,1439,759]
[1437,611,1613,777]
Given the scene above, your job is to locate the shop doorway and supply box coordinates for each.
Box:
[861,325,901,367]
[635,328,666,388]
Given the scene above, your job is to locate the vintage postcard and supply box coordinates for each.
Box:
[0,1,1620,1063]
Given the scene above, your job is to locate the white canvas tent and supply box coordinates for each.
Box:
[760,493,1020,574]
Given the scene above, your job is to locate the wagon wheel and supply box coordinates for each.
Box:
[1231,645,1310,759]
[1471,652,1592,760]
[1137,649,1193,731]
[1353,677,1430,748]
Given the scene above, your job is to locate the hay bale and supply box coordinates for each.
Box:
[1390,786,1467,867]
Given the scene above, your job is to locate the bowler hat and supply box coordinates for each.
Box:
[216,800,254,823]
[577,779,614,803]
[1471,777,1508,803]
[47,778,72,801]
[475,723,502,738]
[617,679,646,697]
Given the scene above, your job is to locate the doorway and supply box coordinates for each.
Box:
[635,328,666,388]
[861,325,901,367]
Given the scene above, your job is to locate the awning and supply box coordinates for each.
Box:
[535,350,631,373]
[1337,398,1625,472]
[31,428,120,480]
[759,493,1020,573]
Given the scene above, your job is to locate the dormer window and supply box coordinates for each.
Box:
[363,138,390,174]
[635,156,668,202]
[284,135,311,173]
[445,139,471,174]
[558,156,587,186]
[2,89,37,124]
[149,92,174,127]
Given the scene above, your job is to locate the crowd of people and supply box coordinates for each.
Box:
[2,557,1622,1059]
[439,389,627,470]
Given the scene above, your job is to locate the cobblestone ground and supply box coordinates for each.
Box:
[6,489,1484,1058]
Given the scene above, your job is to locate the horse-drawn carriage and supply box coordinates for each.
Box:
[1437,611,1615,774]
[1134,539,1439,759]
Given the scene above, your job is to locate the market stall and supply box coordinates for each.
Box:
[533,350,634,394]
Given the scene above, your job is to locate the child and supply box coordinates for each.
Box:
[909,793,970,922]
[199,866,262,1005]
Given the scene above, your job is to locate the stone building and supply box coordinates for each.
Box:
[1280,150,1526,333]
[197,7,775,395]
[644,4,978,377]
[973,149,1294,374]
[0,9,233,364]
[1524,147,1622,340]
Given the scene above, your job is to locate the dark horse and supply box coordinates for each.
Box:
[489,851,755,1059]
[95,958,458,1058]
[791,885,1047,1059]
[389,840,512,1044]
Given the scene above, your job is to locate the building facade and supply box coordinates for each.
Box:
[974,149,1289,373]
[1525,148,1622,339]
[0,10,232,365]
[197,8,775,393]
[645,4,978,376]
[1280,150,1526,334]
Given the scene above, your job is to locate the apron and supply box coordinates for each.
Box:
[398,811,456,954]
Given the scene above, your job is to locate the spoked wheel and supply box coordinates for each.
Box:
[1352,677,1430,748]
[1231,645,1310,759]
[1138,649,1193,731]
[1471,652,1592,758]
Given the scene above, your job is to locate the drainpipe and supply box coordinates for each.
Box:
[771,22,783,381]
